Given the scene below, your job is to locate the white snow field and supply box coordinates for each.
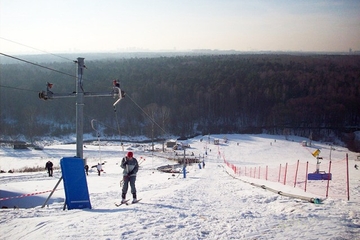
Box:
[1,134,360,240]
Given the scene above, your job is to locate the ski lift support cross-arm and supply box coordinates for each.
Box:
[38,81,124,101]
[38,57,125,159]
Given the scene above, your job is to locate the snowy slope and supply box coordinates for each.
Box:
[1,134,360,239]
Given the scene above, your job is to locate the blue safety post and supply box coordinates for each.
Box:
[183,148,187,178]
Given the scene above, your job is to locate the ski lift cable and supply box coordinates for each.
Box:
[90,119,100,136]
[0,84,39,93]
[0,52,91,85]
[1,50,168,141]
[0,37,73,62]
[0,52,76,79]
[1,88,131,153]
[113,105,123,144]
[91,119,101,163]
[1,47,165,137]
[0,51,134,142]
[0,83,130,139]
[125,93,169,136]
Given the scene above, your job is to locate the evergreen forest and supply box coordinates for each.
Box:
[1,53,360,151]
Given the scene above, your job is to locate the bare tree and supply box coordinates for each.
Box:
[22,106,38,143]
[143,103,170,151]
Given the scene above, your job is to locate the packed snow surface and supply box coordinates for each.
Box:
[1,134,360,239]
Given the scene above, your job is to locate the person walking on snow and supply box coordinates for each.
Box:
[120,151,139,203]
[45,161,53,177]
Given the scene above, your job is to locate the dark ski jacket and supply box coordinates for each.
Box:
[45,161,53,170]
[120,157,138,177]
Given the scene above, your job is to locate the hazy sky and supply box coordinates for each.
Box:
[1,0,359,54]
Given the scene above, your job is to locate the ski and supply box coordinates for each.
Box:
[126,198,142,205]
[115,199,130,207]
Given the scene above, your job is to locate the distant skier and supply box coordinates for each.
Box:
[120,151,139,204]
[84,165,89,175]
[355,164,359,170]
[45,161,53,177]
[96,163,102,176]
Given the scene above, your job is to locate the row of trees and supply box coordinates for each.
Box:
[1,53,359,150]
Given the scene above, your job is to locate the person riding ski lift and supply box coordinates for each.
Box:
[120,151,139,203]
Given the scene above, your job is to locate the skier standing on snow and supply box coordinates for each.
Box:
[84,164,89,175]
[120,151,139,203]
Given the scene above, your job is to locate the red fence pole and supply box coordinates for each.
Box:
[258,166,261,179]
[294,160,299,187]
[346,153,350,201]
[266,165,268,181]
[278,164,281,182]
[326,161,332,198]
[305,161,309,192]
[283,163,288,185]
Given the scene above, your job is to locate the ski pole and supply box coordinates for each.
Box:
[119,157,145,186]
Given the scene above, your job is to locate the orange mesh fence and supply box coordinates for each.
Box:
[223,155,349,200]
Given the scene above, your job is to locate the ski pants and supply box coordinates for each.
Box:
[122,175,136,198]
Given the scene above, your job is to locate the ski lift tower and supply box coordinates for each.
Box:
[39,57,125,160]
[39,58,125,210]
[75,58,85,159]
